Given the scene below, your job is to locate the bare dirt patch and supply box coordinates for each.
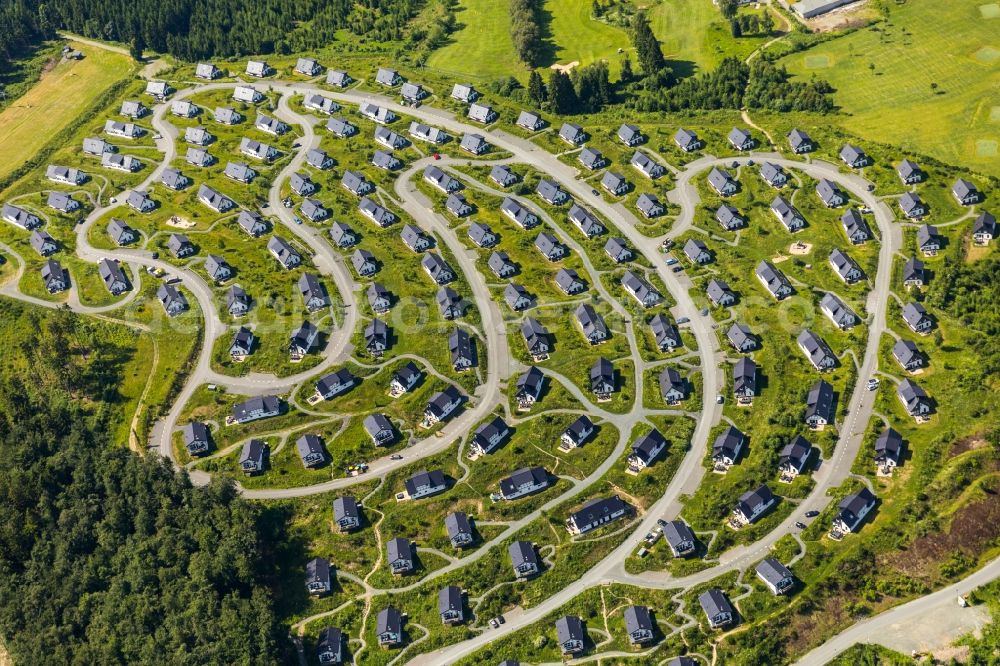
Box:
[949,433,988,457]
[550,61,579,74]
[772,254,789,263]
[789,241,812,256]
[800,0,876,33]
[167,215,195,229]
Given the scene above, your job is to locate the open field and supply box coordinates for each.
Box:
[781,0,1000,177]
[425,0,522,81]
[0,42,135,183]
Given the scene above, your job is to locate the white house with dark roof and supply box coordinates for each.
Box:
[422,253,454,284]
[195,62,219,80]
[299,273,329,312]
[779,435,812,481]
[375,67,401,87]
[708,167,737,196]
[185,147,212,168]
[446,193,473,217]
[733,357,757,404]
[902,302,933,334]
[488,251,516,279]
[515,366,544,409]
[232,85,263,104]
[326,117,357,137]
[41,259,66,293]
[903,258,925,288]
[820,292,858,330]
[450,83,478,103]
[770,196,805,232]
[916,224,941,256]
[490,164,517,187]
[98,258,130,295]
[372,150,401,171]
[973,211,996,245]
[726,322,756,352]
[636,192,665,219]
[805,379,835,427]
[231,395,281,423]
[578,147,605,170]
[351,248,378,277]
[674,128,700,152]
[839,144,869,168]
[341,170,373,197]
[326,69,352,87]
[897,159,923,184]
[467,103,496,123]
[240,137,278,161]
[535,178,567,205]
[509,540,539,578]
[618,123,644,146]
[404,468,448,499]
[787,128,813,153]
[159,168,189,191]
[46,164,85,186]
[46,191,78,213]
[83,136,112,155]
[245,60,271,78]
[237,210,267,237]
[756,260,792,299]
[569,203,604,237]
[223,161,255,183]
[663,520,696,557]
[363,413,395,446]
[892,338,923,373]
[104,119,142,138]
[733,484,775,526]
[520,317,550,359]
[590,357,615,400]
[126,189,155,213]
[684,238,712,265]
[314,368,357,400]
[227,286,251,318]
[650,313,681,351]
[561,415,594,450]
[628,428,667,472]
[204,254,232,282]
[367,282,391,314]
[759,162,788,188]
[829,247,864,284]
[565,495,628,535]
[898,378,931,418]
[712,425,745,470]
[575,303,609,343]
[558,122,586,145]
[899,192,927,219]
[555,267,585,295]
[535,232,566,261]
[953,178,980,205]
[601,171,629,196]
[631,151,665,179]
[423,165,459,193]
[707,279,736,306]
[295,57,322,76]
[182,422,211,456]
[359,197,395,227]
[875,428,904,474]
[359,101,395,124]
[255,113,288,136]
[841,209,871,244]
[728,127,754,151]
[517,110,544,131]
[289,171,315,195]
[119,99,146,118]
[449,328,476,370]
[445,511,474,548]
[197,184,233,213]
[184,126,212,146]
[757,558,795,595]
[374,126,407,150]
[468,221,496,247]
[555,616,585,655]
[157,283,188,317]
[408,121,448,144]
[621,270,661,307]
[214,107,243,127]
[470,416,511,457]
[716,204,746,231]
[831,487,876,538]
[798,329,837,371]
[437,286,463,320]
[816,178,847,207]
[501,198,538,228]
[604,237,631,263]
[167,233,195,258]
[304,94,338,115]
[107,218,137,245]
[268,235,302,269]
[375,607,402,647]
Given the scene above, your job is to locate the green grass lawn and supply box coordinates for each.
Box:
[0,41,136,185]
[425,0,522,81]
[780,0,1000,177]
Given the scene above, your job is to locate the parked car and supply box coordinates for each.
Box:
[677,317,690,324]
[795,522,807,529]
[390,454,403,461]
[805,510,819,518]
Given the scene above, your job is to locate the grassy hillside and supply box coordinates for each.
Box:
[780,0,1000,176]
[0,41,135,182]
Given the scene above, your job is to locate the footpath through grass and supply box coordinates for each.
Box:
[0,41,135,183]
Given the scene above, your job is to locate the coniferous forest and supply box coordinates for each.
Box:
[0,304,285,664]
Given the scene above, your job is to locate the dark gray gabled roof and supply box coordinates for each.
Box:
[713,425,745,460]
[897,159,921,180]
[875,427,903,458]
[658,367,684,398]
[579,146,604,169]
[798,329,835,368]
[649,313,679,347]
[386,537,411,565]
[708,167,735,193]
[893,338,921,367]
[376,606,402,635]
[438,585,463,615]
[516,366,544,395]
[902,302,930,329]
[333,495,359,523]
[916,224,939,249]
[733,357,757,394]
[405,468,447,495]
[363,413,393,438]
[973,211,997,237]
[779,435,811,469]
[726,322,755,350]
[902,256,925,283]
[555,615,584,644]
[444,511,472,540]
[806,379,835,422]
[787,128,812,149]
[576,303,608,339]
[837,487,876,529]
[698,588,733,618]
[728,127,752,147]
[500,466,548,496]
[555,267,584,293]
[756,557,793,588]
[631,428,667,462]
[674,127,699,147]
[564,415,593,443]
[841,209,870,240]
[623,605,653,635]
[840,144,867,165]
[707,278,734,304]
[663,520,695,550]
[508,540,537,568]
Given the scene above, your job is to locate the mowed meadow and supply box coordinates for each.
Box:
[0,41,135,183]
[781,0,1000,176]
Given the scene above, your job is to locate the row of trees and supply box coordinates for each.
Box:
[0,0,50,73]
[509,0,543,67]
[0,304,286,663]
[631,56,834,113]
[18,0,420,61]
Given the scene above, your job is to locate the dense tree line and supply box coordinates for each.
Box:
[509,0,543,67]
[11,0,420,61]
[630,56,833,113]
[0,0,50,73]
[0,305,285,664]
